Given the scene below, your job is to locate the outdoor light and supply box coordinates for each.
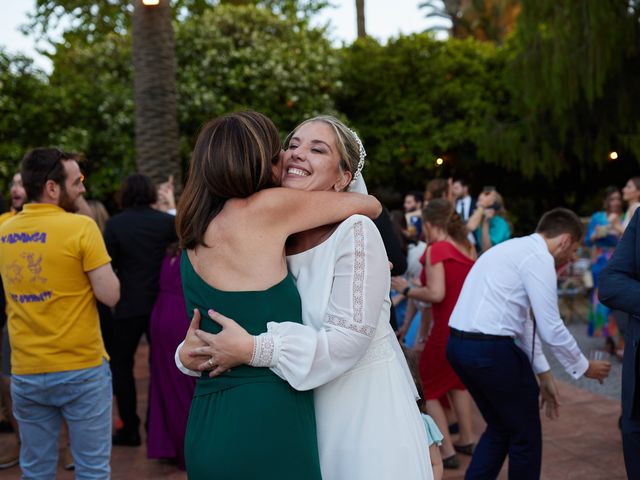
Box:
[435,157,444,166]
[142,0,160,5]
[609,151,619,160]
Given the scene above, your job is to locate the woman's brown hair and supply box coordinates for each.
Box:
[176,111,281,249]
[422,198,470,249]
[424,178,449,201]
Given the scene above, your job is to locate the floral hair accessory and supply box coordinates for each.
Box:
[348,128,366,185]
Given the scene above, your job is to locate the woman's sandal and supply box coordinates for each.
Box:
[453,443,475,455]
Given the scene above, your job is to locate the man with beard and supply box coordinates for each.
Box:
[446,208,612,480]
[0,148,120,478]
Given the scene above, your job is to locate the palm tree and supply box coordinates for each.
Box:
[356,0,366,38]
[420,0,467,38]
[132,0,182,186]
[420,0,520,44]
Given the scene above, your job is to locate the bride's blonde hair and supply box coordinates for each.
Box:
[284,115,364,190]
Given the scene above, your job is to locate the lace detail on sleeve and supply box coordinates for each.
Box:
[249,334,276,367]
[326,220,375,337]
[326,314,375,336]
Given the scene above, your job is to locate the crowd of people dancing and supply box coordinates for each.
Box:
[1,110,639,479]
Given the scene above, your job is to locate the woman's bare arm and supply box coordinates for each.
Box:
[247,188,381,236]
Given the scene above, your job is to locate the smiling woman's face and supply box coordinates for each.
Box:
[281,121,351,192]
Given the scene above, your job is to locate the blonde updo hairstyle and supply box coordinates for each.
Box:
[284,115,361,191]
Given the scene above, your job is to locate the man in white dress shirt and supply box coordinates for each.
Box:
[446,208,611,480]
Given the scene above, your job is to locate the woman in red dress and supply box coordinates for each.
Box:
[392,198,476,468]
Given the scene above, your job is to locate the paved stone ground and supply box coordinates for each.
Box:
[545,322,623,401]
[0,318,627,479]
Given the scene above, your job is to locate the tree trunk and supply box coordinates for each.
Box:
[132,0,182,187]
[356,0,366,39]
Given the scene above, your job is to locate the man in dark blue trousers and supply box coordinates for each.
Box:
[447,208,610,479]
[599,209,640,480]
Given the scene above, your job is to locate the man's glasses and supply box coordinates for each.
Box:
[43,149,67,182]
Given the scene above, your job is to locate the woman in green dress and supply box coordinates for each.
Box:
[175,111,380,479]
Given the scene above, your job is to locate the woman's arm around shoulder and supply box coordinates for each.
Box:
[246,188,381,236]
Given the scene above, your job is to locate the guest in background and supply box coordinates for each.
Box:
[599,208,640,480]
[86,200,113,350]
[103,174,178,446]
[473,191,511,253]
[0,172,27,470]
[585,186,623,351]
[404,191,424,242]
[622,177,640,230]
[447,208,611,480]
[425,179,450,204]
[452,178,476,223]
[403,346,444,480]
[392,199,477,469]
[390,210,426,346]
[147,245,195,469]
[614,177,640,357]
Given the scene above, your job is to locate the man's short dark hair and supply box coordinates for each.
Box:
[406,191,424,204]
[120,174,157,209]
[453,177,469,187]
[536,208,584,242]
[21,148,75,202]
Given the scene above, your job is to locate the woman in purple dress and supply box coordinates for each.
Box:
[147,247,195,469]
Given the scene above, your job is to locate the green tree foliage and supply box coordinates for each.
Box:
[175,4,338,143]
[43,33,135,199]
[27,0,329,43]
[0,51,58,181]
[1,4,338,199]
[337,34,509,191]
[489,0,640,178]
[420,0,521,44]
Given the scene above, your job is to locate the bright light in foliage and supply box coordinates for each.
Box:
[435,157,444,166]
[142,0,160,5]
[609,151,619,160]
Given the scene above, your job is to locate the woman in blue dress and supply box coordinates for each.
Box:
[585,186,624,345]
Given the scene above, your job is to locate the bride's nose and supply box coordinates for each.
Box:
[290,145,306,161]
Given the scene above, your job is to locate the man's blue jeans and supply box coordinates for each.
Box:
[11,359,112,480]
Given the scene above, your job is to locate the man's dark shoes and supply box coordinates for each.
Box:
[112,429,141,447]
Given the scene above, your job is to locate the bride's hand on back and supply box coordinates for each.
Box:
[189,309,255,378]
[179,309,209,371]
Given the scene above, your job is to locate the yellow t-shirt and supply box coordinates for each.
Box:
[0,210,16,226]
[0,203,111,374]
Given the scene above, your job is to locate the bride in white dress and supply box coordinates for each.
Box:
[177,116,432,480]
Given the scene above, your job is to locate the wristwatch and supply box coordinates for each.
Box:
[402,286,411,297]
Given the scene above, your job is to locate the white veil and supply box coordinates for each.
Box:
[348,174,368,194]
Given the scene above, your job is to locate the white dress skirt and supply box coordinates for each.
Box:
[251,215,433,480]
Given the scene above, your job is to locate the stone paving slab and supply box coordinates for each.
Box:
[0,342,626,479]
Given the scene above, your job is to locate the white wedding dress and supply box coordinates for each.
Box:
[252,215,433,480]
[176,214,433,479]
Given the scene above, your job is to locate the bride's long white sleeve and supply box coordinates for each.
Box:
[251,217,391,391]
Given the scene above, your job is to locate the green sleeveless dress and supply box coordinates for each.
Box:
[181,251,322,480]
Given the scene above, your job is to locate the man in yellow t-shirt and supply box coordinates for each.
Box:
[0,148,120,478]
[0,172,27,470]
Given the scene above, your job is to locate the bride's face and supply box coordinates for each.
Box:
[281,122,350,192]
